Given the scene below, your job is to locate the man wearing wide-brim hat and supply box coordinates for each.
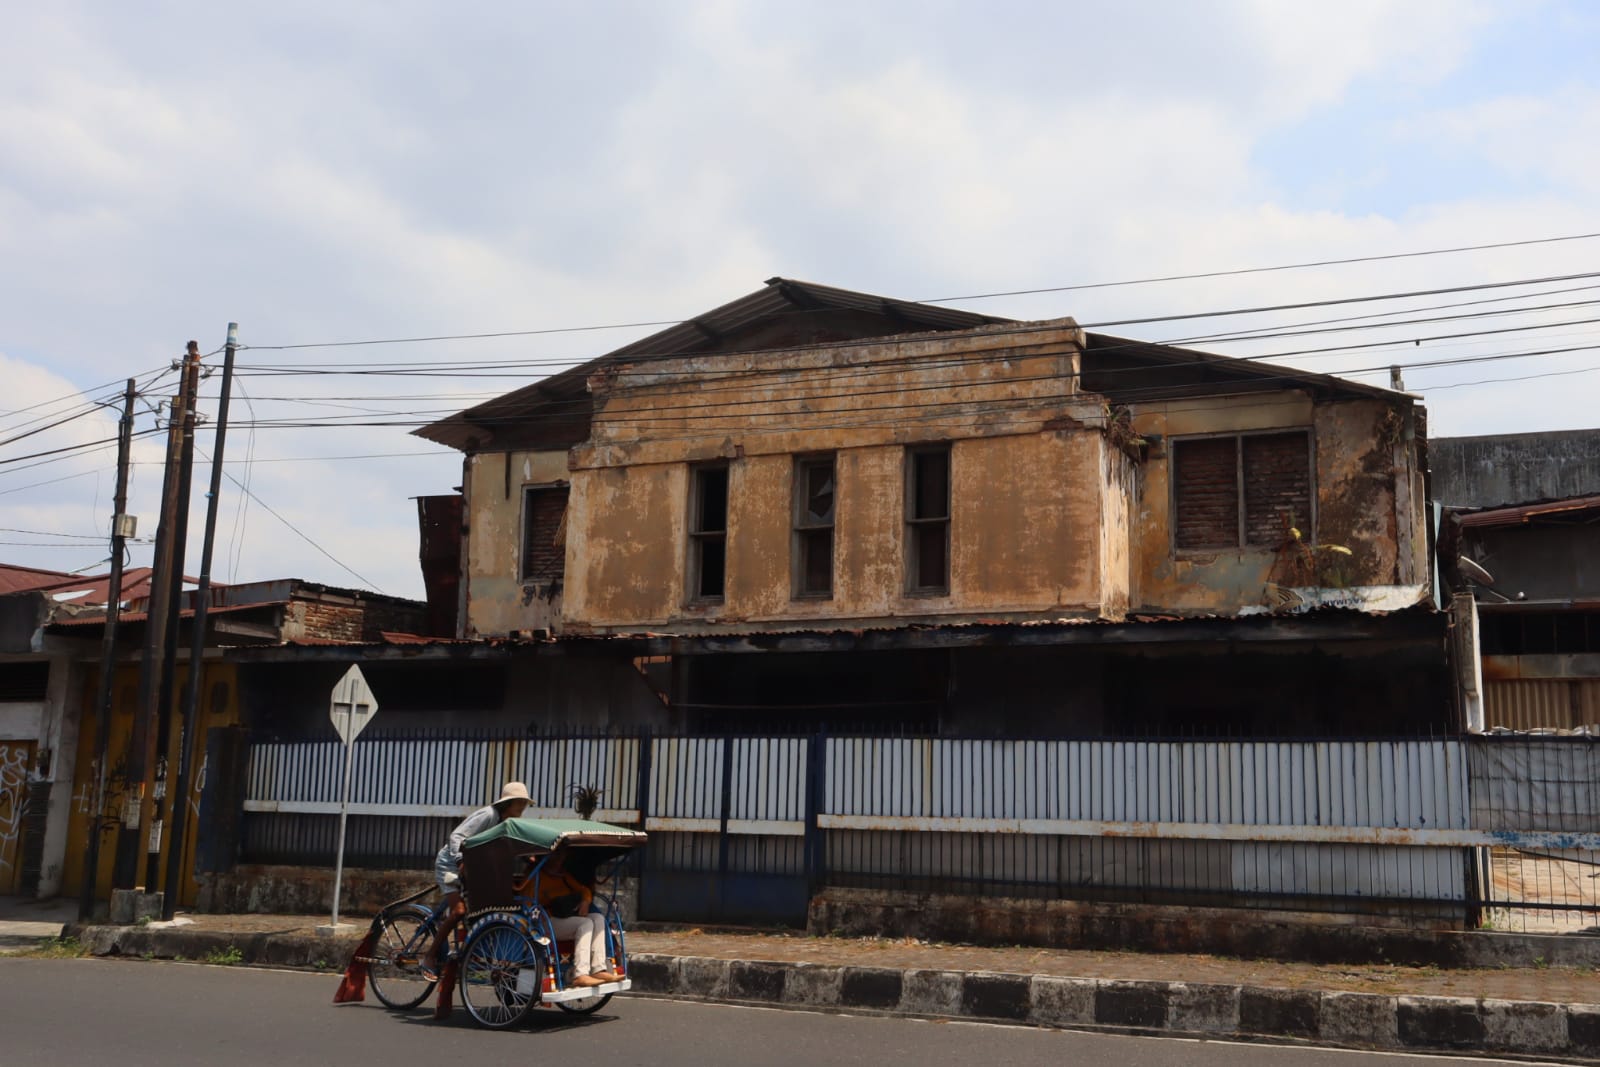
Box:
[420,782,530,979]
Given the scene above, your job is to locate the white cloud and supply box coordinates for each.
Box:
[1,1,1596,597]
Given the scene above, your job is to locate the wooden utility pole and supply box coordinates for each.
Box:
[148,348,201,891]
[163,324,237,917]
[78,378,137,919]
[113,343,200,892]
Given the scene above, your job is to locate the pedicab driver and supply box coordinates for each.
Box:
[420,781,530,979]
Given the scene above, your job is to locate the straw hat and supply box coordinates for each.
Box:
[493,781,531,808]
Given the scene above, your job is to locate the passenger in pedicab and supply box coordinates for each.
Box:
[534,846,623,986]
[419,781,530,980]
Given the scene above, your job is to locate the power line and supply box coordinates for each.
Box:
[194,445,386,593]
[917,231,1600,303]
[230,238,1600,358]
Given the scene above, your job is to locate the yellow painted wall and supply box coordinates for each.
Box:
[63,661,240,908]
[463,449,570,637]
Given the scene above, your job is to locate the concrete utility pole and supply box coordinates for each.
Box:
[113,343,200,893]
[162,324,238,918]
[78,378,138,920]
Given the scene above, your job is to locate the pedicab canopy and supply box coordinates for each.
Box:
[460,818,648,910]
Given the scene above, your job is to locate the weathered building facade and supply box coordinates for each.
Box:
[417,279,1446,736]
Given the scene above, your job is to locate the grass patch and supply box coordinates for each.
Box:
[204,945,244,966]
[19,936,86,959]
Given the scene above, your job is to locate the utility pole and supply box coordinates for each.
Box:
[163,324,237,918]
[78,378,137,920]
[113,343,200,893]
[149,347,201,892]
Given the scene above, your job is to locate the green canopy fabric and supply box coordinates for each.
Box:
[463,816,646,854]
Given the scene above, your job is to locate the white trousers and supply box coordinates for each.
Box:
[547,913,607,976]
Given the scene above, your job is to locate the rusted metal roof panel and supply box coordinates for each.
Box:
[1456,493,1600,528]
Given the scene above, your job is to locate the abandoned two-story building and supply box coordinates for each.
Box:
[412,278,1449,738]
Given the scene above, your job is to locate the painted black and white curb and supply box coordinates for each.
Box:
[625,953,1600,1061]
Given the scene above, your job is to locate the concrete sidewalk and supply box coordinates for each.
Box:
[0,895,76,953]
[55,910,1600,1061]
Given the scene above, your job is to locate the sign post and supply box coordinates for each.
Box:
[318,664,378,936]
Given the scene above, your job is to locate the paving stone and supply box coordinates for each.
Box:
[728,960,786,1002]
[1397,996,1485,1050]
[673,955,730,999]
[1319,990,1400,1049]
[1480,998,1566,1054]
[901,968,963,1016]
[961,972,1032,1021]
[1167,982,1238,1033]
[783,963,842,1007]
[839,966,903,1010]
[1029,975,1096,1028]
[1240,985,1320,1038]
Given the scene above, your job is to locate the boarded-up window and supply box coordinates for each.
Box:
[1174,431,1311,550]
[520,485,569,582]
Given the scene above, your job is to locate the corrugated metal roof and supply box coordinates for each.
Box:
[1457,493,1600,528]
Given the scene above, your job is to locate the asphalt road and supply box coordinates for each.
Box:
[0,958,1558,1067]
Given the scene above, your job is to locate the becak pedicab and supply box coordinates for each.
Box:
[335,817,647,1029]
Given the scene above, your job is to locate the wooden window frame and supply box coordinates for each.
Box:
[687,462,730,604]
[792,453,836,600]
[904,444,952,596]
[1170,428,1315,554]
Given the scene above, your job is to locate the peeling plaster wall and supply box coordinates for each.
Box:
[562,323,1112,632]
[463,449,569,637]
[1128,393,1416,614]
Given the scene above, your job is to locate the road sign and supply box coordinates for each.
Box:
[325,664,379,934]
[329,664,378,744]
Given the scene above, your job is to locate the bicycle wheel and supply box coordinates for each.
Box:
[367,907,437,1010]
[459,921,543,1030]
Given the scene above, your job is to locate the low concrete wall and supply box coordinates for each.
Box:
[196,864,638,921]
[808,887,1600,970]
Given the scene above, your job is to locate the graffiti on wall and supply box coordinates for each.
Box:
[0,741,31,881]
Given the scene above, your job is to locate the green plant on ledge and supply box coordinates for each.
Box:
[1277,521,1353,590]
[204,945,244,966]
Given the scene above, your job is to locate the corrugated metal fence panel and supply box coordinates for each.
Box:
[649,737,724,820]
[244,737,641,811]
[1485,680,1590,731]
[728,737,806,823]
[822,739,1468,829]
[1469,737,1600,832]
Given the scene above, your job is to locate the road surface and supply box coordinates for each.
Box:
[0,958,1553,1066]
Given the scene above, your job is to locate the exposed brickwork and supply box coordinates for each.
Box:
[1174,431,1311,550]
[521,486,568,582]
[1243,432,1311,545]
[1174,437,1238,549]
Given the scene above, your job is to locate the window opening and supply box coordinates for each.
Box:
[906,447,951,594]
[794,456,836,598]
[520,485,569,582]
[1173,431,1311,551]
[690,465,730,601]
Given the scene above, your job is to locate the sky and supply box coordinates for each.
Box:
[2,1,1597,601]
